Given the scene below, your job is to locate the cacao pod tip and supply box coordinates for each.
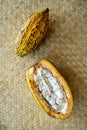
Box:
[46,8,49,12]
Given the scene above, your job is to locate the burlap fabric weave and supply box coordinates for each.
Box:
[0,0,87,130]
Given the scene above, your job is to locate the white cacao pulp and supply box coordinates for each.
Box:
[35,67,67,114]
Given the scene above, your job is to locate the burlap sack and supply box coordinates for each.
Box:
[0,0,87,130]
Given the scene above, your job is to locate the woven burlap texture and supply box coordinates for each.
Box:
[0,0,87,130]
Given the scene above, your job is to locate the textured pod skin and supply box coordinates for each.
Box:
[26,59,73,119]
[15,8,49,56]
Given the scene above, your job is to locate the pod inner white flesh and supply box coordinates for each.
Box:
[34,67,67,114]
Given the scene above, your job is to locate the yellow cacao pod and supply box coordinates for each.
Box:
[26,59,73,119]
[15,8,49,56]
